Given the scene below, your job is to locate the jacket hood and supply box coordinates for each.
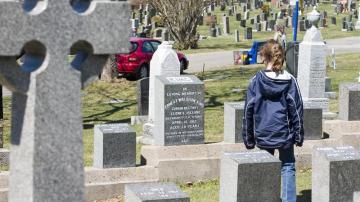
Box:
[257,70,292,99]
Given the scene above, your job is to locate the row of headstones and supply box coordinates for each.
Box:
[220,146,360,202]
[224,82,360,143]
[121,146,360,201]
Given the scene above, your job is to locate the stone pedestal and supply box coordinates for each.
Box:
[125,182,190,202]
[153,75,204,146]
[94,124,136,168]
[223,102,244,143]
[339,83,360,121]
[219,151,281,202]
[312,146,360,202]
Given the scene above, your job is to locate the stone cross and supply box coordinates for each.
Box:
[0,1,130,201]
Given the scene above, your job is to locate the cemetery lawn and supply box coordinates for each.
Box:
[0,53,359,170]
[183,4,360,54]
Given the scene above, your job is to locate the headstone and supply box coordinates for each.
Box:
[131,18,140,29]
[198,16,204,26]
[354,192,360,202]
[299,20,306,32]
[261,21,268,31]
[240,19,247,27]
[161,29,170,41]
[250,18,255,24]
[331,16,337,25]
[228,8,234,16]
[234,29,240,42]
[0,1,130,201]
[236,13,242,21]
[244,27,253,39]
[153,75,205,146]
[216,26,222,36]
[304,106,323,139]
[260,13,267,21]
[144,42,180,145]
[297,8,331,115]
[137,78,150,116]
[93,124,136,168]
[219,151,281,202]
[268,19,276,30]
[312,146,360,202]
[222,15,230,35]
[339,83,360,121]
[125,182,190,202]
[223,102,244,143]
[210,28,217,37]
[325,77,332,92]
[319,18,326,28]
[254,22,262,32]
[154,28,163,38]
[356,5,360,29]
[244,10,250,20]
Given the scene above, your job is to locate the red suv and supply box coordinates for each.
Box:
[115,37,189,79]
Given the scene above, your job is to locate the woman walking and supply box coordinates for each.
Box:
[242,39,304,202]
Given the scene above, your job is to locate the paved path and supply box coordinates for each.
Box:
[185,36,360,73]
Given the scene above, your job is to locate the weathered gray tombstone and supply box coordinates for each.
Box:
[304,106,323,139]
[244,27,253,39]
[125,182,190,202]
[236,13,242,21]
[93,123,136,168]
[261,21,268,31]
[223,102,244,143]
[297,8,333,118]
[339,83,360,121]
[0,148,9,167]
[331,16,337,25]
[234,29,240,42]
[356,4,360,30]
[0,1,130,201]
[312,146,360,202]
[240,19,247,27]
[299,20,307,31]
[222,15,230,35]
[219,151,281,202]
[137,77,150,116]
[244,10,250,20]
[153,75,204,146]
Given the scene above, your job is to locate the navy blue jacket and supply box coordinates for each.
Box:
[242,70,304,149]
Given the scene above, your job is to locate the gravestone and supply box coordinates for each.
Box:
[235,29,240,42]
[153,75,205,146]
[250,18,255,24]
[143,42,180,145]
[137,78,150,116]
[93,123,136,168]
[222,15,230,35]
[253,23,262,32]
[354,192,360,202]
[268,20,276,31]
[240,19,247,27]
[261,21,268,31]
[312,146,360,202]
[304,106,323,139]
[125,182,190,202]
[356,4,360,29]
[244,10,250,20]
[236,13,242,21]
[216,26,222,36]
[339,83,360,121]
[325,77,332,92]
[0,1,130,201]
[244,27,253,39]
[223,102,244,143]
[331,16,337,25]
[219,151,281,202]
[297,8,332,117]
[210,28,217,37]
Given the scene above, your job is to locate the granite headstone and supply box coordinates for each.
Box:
[339,83,360,121]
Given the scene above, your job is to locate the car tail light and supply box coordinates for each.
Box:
[128,57,138,62]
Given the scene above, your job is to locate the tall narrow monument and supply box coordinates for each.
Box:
[297,7,334,118]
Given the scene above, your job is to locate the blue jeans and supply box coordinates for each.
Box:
[265,146,296,202]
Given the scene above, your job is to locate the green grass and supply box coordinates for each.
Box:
[182,3,360,54]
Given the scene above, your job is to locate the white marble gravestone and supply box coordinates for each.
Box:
[297,8,333,117]
[0,1,130,201]
[355,4,360,30]
[143,41,180,145]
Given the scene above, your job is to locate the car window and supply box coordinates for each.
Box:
[129,42,138,53]
[142,41,154,53]
[150,41,161,52]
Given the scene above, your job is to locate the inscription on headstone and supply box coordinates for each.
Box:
[153,75,204,146]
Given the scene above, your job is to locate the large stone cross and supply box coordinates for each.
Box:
[0,1,130,201]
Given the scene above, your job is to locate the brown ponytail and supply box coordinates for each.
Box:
[259,39,285,73]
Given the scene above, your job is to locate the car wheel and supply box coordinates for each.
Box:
[180,59,186,74]
[137,65,149,79]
